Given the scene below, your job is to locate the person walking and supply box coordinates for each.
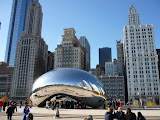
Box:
[137,112,146,120]
[20,101,23,108]
[124,108,136,120]
[23,105,30,120]
[84,115,93,120]
[119,100,122,107]
[3,100,7,111]
[0,99,3,112]
[6,104,14,120]
[105,108,116,120]
[116,107,125,120]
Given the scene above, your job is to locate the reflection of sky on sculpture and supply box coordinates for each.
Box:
[32,68,104,94]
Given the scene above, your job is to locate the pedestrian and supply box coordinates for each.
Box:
[119,100,122,107]
[0,99,3,112]
[137,112,146,120]
[20,101,23,108]
[3,100,7,111]
[109,101,112,108]
[87,115,93,120]
[27,113,33,120]
[55,106,59,118]
[23,105,30,120]
[6,104,14,120]
[84,115,93,120]
[105,108,116,120]
[116,107,125,120]
[124,108,136,120]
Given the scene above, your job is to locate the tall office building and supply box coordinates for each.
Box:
[0,62,14,99]
[5,0,39,67]
[47,51,54,71]
[105,59,118,76]
[116,40,124,76]
[99,47,112,67]
[156,49,160,78]
[54,28,85,70]
[79,36,90,71]
[98,76,125,102]
[11,2,48,100]
[123,5,160,104]
[127,5,140,26]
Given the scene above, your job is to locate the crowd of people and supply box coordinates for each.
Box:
[104,107,146,120]
[0,99,33,120]
[108,100,123,110]
[46,100,87,110]
[0,98,147,120]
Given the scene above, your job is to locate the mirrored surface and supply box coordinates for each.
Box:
[30,68,106,108]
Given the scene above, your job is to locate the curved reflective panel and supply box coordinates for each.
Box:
[30,68,106,108]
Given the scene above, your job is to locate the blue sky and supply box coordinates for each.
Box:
[0,0,160,68]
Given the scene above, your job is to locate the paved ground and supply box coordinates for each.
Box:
[0,106,160,120]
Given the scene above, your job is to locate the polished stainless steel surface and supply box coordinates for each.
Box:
[30,68,106,108]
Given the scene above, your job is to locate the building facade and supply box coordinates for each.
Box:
[0,62,14,99]
[47,51,54,71]
[54,28,85,70]
[123,5,160,104]
[98,76,125,101]
[99,47,112,67]
[156,49,160,78]
[11,2,48,100]
[79,36,90,71]
[89,68,97,76]
[116,40,124,76]
[5,0,39,67]
[105,59,118,76]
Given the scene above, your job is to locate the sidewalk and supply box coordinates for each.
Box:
[0,106,160,120]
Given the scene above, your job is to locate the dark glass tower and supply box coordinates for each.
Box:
[5,0,39,67]
[99,47,112,67]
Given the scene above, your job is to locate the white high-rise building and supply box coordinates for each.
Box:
[123,5,160,104]
[127,5,140,26]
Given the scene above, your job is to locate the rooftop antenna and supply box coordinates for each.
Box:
[58,36,62,45]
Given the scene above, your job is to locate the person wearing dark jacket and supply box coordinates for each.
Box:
[116,107,125,120]
[105,108,116,120]
[124,108,136,120]
[137,112,146,120]
[3,101,7,111]
[6,105,14,120]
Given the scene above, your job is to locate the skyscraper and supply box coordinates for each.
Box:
[127,5,140,26]
[99,47,112,67]
[54,28,85,70]
[156,49,160,78]
[5,0,39,67]
[116,40,124,76]
[123,5,160,104]
[11,2,48,100]
[79,36,90,71]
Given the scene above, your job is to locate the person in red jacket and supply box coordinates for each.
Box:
[119,100,122,107]
[0,99,4,112]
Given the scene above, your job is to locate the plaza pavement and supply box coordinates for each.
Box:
[0,106,160,120]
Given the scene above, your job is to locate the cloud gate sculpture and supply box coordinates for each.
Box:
[30,68,106,108]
